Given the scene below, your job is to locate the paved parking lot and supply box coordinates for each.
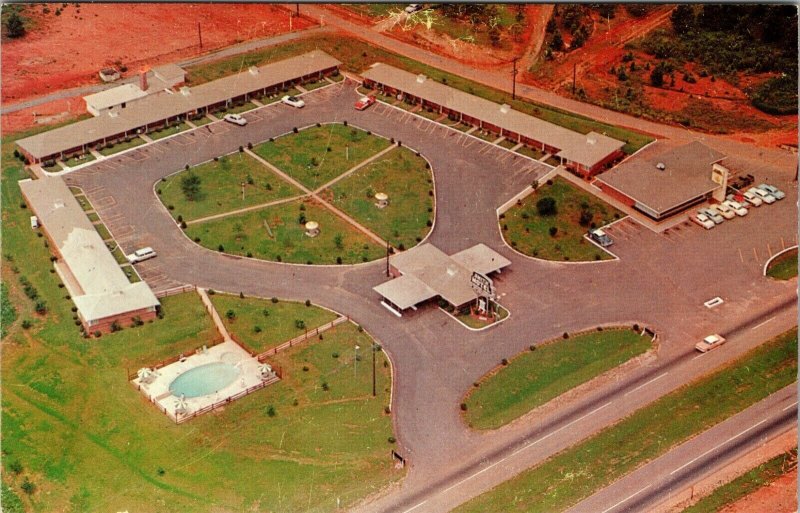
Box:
[62,79,798,511]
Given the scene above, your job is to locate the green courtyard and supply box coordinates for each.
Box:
[501,176,623,261]
[210,293,339,353]
[766,248,797,280]
[252,124,392,190]
[326,147,434,250]
[185,198,385,265]
[158,152,301,222]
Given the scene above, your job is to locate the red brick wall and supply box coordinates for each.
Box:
[597,182,636,207]
[83,308,158,334]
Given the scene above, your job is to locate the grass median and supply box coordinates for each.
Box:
[501,176,623,261]
[766,248,797,280]
[210,293,338,353]
[464,328,651,430]
[455,328,798,513]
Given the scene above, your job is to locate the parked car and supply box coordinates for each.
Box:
[722,200,748,217]
[281,95,305,108]
[726,192,748,205]
[750,186,776,204]
[223,113,247,126]
[699,208,724,224]
[692,212,715,230]
[127,247,157,264]
[588,228,613,247]
[695,334,726,353]
[741,189,763,207]
[757,183,785,200]
[405,4,422,13]
[713,202,736,220]
[354,95,376,111]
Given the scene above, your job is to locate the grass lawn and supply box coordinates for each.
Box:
[184,35,652,154]
[502,176,623,261]
[471,130,501,143]
[303,79,329,91]
[219,101,258,116]
[74,195,92,211]
[1,283,17,339]
[41,161,61,173]
[767,248,797,280]
[190,115,213,127]
[465,328,651,429]
[516,145,545,160]
[453,304,509,330]
[186,198,385,265]
[253,124,392,190]
[109,244,128,265]
[99,136,145,156]
[94,222,112,241]
[210,294,338,353]
[498,138,518,149]
[158,152,302,222]
[120,265,141,283]
[148,122,189,141]
[455,328,798,513]
[86,212,100,222]
[682,448,797,513]
[2,126,402,510]
[327,147,433,250]
[63,153,95,168]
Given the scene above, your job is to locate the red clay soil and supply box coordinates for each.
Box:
[1,3,314,105]
[718,468,798,513]
[1,97,89,134]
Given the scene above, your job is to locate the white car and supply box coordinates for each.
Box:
[699,207,724,224]
[750,186,776,204]
[223,113,247,126]
[757,183,785,200]
[741,189,763,207]
[127,247,157,264]
[722,200,748,217]
[713,202,736,220]
[692,212,715,230]
[695,334,726,353]
[281,95,305,108]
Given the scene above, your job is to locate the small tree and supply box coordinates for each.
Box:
[650,66,665,87]
[180,172,202,201]
[536,197,557,216]
[550,30,564,52]
[5,12,26,38]
[226,309,236,320]
[333,233,344,250]
[295,319,306,330]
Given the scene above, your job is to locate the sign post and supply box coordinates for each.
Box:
[470,272,496,317]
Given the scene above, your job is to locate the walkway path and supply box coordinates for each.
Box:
[197,287,233,342]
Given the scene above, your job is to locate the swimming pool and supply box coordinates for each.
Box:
[169,362,241,398]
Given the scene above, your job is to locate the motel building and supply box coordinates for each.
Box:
[16,51,342,166]
[373,243,510,318]
[361,63,626,177]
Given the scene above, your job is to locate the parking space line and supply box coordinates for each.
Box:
[751,316,775,330]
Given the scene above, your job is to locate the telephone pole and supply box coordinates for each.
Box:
[371,343,377,397]
[511,57,519,100]
[385,241,391,277]
[572,63,577,95]
[198,22,203,49]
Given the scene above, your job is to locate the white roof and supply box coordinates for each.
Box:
[19,177,159,322]
[373,274,436,310]
[450,243,511,276]
[362,63,624,168]
[84,83,149,111]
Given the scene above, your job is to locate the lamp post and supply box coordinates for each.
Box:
[354,344,360,378]
[371,343,378,397]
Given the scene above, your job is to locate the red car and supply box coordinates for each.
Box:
[354,95,376,111]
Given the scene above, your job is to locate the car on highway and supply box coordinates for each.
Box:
[699,207,724,224]
[588,228,613,247]
[695,334,726,353]
[281,95,305,108]
[354,95,376,111]
[722,200,748,217]
[223,113,247,126]
[713,202,736,220]
[741,189,763,207]
[757,183,785,200]
[691,212,715,230]
[750,186,776,204]
[127,247,157,264]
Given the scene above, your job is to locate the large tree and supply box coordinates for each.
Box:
[4,12,25,38]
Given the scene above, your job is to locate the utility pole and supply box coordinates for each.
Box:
[198,22,203,49]
[572,63,577,95]
[511,57,519,100]
[385,241,391,277]
[296,3,300,16]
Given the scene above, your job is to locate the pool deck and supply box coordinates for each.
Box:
[132,340,270,422]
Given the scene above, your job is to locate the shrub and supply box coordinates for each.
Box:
[579,208,593,226]
[633,323,640,332]
[321,382,329,391]
[21,477,35,496]
[110,321,122,332]
[266,405,276,417]
[501,358,509,366]
[384,406,391,414]
[34,301,47,314]
[302,365,309,371]
[239,291,245,299]
[549,226,558,237]
[388,436,396,444]
[295,319,306,329]
[336,256,342,264]
[529,344,536,351]
[563,332,569,339]
[207,289,215,295]
[9,460,23,474]
[271,297,278,303]
[332,352,339,358]
[218,244,224,252]
[536,197,557,216]
[305,299,311,307]
[226,309,236,320]
[460,403,468,411]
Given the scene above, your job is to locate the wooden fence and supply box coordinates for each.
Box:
[155,284,195,299]
[127,332,225,381]
[174,373,282,424]
[256,316,349,362]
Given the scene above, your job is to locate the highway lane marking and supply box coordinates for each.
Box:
[600,484,652,513]
[429,402,613,501]
[669,419,769,476]
[691,354,705,360]
[401,499,428,513]
[782,401,797,412]
[624,372,669,397]
[751,316,775,330]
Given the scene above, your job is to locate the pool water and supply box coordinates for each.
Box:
[169,362,241,398]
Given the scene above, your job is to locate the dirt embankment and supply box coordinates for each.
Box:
[1,3,314,105]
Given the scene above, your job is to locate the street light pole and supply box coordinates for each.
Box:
[511,57,519,100]
[371,343,377,397]
[354,344,360,378]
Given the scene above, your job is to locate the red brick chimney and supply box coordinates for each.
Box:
[140,68,148,91]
